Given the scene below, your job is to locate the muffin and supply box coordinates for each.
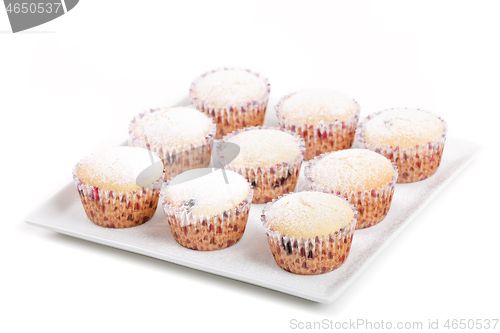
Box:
[305,149,397,229]
[262,191,358,275]
[73,146,164,228]
[356,108,447,183]
[220,126,305,204]
[129,106,216,181]
[275,89,360,160]
[161,169,253,251]
[189,67,270,139]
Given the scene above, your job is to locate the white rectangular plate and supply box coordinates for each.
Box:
[26,136,480,303]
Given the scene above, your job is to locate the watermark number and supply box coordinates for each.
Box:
[5,2,62,14]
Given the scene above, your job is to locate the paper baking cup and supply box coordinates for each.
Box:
[355,108,448,183]
[160,183,254,251]
[220,126,306,204]
[128,107,216,181]
[262,192,358,275]
[72,164,163,229]
[304,154,398,230]
[275,92,360,161]
[189,68,270,139]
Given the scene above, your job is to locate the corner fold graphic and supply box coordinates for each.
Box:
[64,0,78,11]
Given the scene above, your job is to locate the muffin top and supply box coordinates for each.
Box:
[264,191,354,238]
[225,128,302,168]
[191,68,268,107]
[76,147,163,192]
[309,149,395,192]
[131,107,214,148]
[362,108,444,148]
[279,89,358,125]
[162,169,250,216]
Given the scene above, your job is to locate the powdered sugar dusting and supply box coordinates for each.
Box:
[226,129,301,167]
[266,191,354,238]
[280,89,358,124]
[363,108,444,148]
[76,147,162,192]
[193,69,267,107]
[163,169,250,216]
[310,149,394,192]
[132,107,212,147]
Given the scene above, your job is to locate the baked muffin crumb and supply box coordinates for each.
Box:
[362,108,444,148]
[265,191,354,238]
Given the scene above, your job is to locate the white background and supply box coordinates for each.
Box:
[1,1,499,332]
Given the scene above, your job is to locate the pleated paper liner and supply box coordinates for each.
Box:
[220,126,305,204]
[304,152,398,230]
[262,192,358,275]
[128,107,217,181]
[160,178,254,251]
[72,164,164,229]
[355,108,448,183]
[189,67,270,139]
[275,92,360,161]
